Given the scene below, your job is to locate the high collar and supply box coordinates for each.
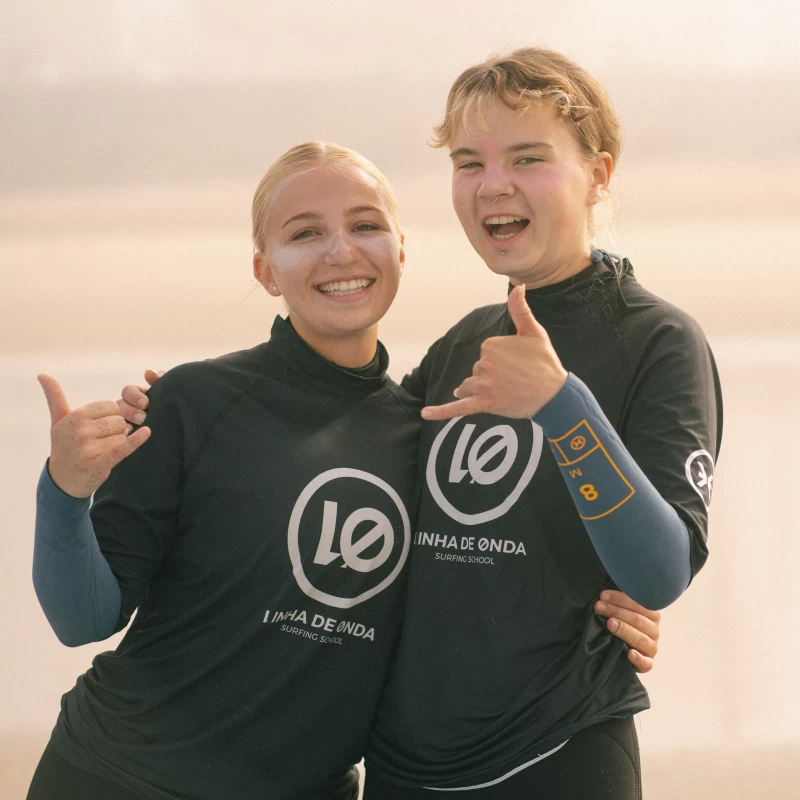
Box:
[509,250,632,318]
[268,315,390,399]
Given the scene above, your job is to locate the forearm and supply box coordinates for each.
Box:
[534,374,691,609]
[33,463,121,646]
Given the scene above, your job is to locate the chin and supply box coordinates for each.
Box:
[483,255,524,281]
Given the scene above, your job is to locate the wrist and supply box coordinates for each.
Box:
[46,458,92,500]
[38,462,92,517]
[533,373,594,435]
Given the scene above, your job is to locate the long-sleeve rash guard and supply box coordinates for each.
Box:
[33,316,422,800]
[533,373,691,609]
[366,251,723,790]
[33,466,120,646]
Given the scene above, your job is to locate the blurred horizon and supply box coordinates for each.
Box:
[3,2,800,798]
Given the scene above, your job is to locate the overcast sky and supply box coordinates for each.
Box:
[2,0,798,83]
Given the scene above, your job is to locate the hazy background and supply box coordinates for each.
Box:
[2,1,799,797]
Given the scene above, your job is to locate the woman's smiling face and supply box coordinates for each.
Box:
[254,164,404,363]
[449,97,610,288]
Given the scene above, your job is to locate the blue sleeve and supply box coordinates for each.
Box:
[33,463,121,647]
[534,374,691,609]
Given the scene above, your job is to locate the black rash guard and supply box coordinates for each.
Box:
[365,253,723,789]
[46,316,421,800]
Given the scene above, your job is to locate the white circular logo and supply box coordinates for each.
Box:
[685,449,715,511]
[426,418,543,525]
[288,468,411,608]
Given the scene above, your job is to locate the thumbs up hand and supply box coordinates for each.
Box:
[38,374,151,498]
[421,285,568,421]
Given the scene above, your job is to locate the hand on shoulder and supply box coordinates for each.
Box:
[117,369,164,426]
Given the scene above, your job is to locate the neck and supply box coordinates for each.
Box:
[289,316,378,368]
[509,245,593,290]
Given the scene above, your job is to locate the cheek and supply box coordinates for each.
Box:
[268,241,321,274]
[529,165,590,226]
[451,176,476,223]
[358,237,402,279]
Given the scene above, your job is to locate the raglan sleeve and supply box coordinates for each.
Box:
[88,373,188,631]
[534,312,722,608]
[619,314,723,579]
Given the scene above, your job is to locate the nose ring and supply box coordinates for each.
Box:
[487,197,498,204]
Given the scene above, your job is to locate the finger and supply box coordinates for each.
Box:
[452,376,482,399]
[599,590,661,623]
[117,399,147,426]
[421,396,487,421]
[77,400,123,421]
[595,600,660,641]
[144,369,164,387]
[606,617,657,658]
[627,649,654,674]
[508,284,545,338]
[89,414,128,439]
[121,383,150,411]
[594,600,660,641]
[101,426,151,469]
[37,374,71,426]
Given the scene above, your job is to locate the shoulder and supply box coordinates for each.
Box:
[616,272,712,359]
[449,302,508,343]
[146,342,284,412]
[385,379,424,420]
[426,302,507,357]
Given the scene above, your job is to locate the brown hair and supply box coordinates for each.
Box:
[431,47,621,164]
[251,141,401,253]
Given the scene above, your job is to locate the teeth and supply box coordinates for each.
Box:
[317,278,372,294]
[485,215,525,225]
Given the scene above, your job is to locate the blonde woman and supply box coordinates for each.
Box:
[30,143,419,800]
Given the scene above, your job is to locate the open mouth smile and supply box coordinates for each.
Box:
[315,278,375,297]
[483,215,530,241]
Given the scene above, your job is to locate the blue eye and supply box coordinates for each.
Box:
[291,229,315,241]
[353,223,379,232]
[517,157,542,165]
[457,162,482,170]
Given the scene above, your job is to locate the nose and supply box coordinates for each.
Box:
[478,168,514,203]
[323,230,359,267]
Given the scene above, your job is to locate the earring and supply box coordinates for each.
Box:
[270,284,279,294]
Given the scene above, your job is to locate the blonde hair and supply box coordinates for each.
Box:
[431,47,621,164]
[251,142,401,253]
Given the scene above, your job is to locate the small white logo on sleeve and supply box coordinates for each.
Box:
[684,449,715,511]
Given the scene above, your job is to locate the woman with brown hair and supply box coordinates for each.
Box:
[361,48,722,799]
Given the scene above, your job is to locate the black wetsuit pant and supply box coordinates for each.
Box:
[27,743,145,800]
[27,742,360,800]
[364,717,641,800]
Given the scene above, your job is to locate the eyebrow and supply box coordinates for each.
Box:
[449,142,554,159]
[280,206,385,229]
[346,205,385,216]
[281,212,322,229]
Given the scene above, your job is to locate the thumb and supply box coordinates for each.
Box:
[508,284,542,337]
[37,374,72,426]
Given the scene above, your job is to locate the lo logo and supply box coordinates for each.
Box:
[427,418,543,525]
[288,468,410,608]
[314,502,394,573]
[449,424,519,486]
